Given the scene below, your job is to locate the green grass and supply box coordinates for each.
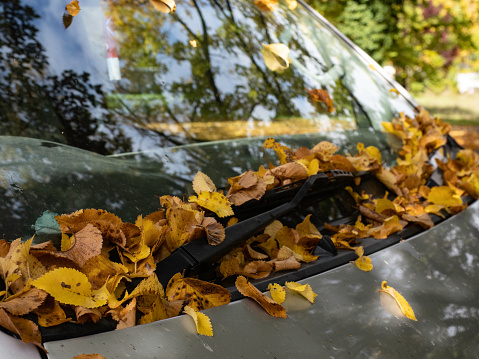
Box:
[415,91,479,126]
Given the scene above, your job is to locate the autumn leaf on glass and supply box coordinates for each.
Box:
[150,0,176,13]
[184,305,213,336]
[261,43,291,73]
[379,281,417,321]
[63,0,80,29]
[254,0,278,12]
[306,88,335,113]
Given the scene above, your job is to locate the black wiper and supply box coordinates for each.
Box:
[155,170,354,286]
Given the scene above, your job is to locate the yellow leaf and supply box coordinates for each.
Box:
[184,305,213,336]
[353,246,373,272]
[32,268,107,308]
[427,186,463,207]
[150,0,176,13]
[379,281,417,321]
[285,281,317,303]
[189,40,197,48]
[66,0,80,16]
[286,0,297,10]
[189,191,234,218]
[192,171,216,195]
[261,43,291,73]
[167,273,231,311]
[267,283,286,304]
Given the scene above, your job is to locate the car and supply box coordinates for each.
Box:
[0,0,478,358]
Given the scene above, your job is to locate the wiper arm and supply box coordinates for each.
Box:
[155,170,355,286]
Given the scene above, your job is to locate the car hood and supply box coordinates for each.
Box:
[42,198,479,358]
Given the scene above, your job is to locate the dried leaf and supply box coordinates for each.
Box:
[427,186,463,207]
[379,281,417,321]
[192,171,216,194]
[201,217,225,246]
[261,43,291,73]
[353,246,373,272]
[268,283,286,304]
[184,305,213,336]
[254,0,277,11]
[189,192,234,218]
[73,355,106,359]
[150,0,176,13]
[242,260,273,279]
[54,224,103,267]
[34,296,71,327]
[285,281,317,303]
[306,89,335,113]
[0,308,43,349]
[66,0,80,16]
[0,288,47,315]
[235,276,286,318]
[32,267,107,308]
[166,273,231,311]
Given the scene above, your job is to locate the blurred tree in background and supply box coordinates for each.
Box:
[309,0,479,94]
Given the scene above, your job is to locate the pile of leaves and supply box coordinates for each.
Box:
[1,107,478,351]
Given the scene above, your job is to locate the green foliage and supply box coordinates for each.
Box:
[309,0,477,94]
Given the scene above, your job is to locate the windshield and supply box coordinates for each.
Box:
[0,0,416,238]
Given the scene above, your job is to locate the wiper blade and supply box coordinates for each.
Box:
[155,170,355,286]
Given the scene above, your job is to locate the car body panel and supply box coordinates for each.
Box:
[43,200,479,358]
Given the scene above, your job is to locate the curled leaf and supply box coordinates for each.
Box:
[254,0,278,11]
[268,283,286,304]
[378,281,417,321]
[188,192,234,218]
[66,0,80,16]
[235,276,286,318]
[306,88,335,113]
[353,246,373,272]
[184,305,213,336]
[261,43,291,73]
[285,281,317,303]
[150,0,176,13]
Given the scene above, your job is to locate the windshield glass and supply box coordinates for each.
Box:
[1,0,414,154]
[0,0,416,239]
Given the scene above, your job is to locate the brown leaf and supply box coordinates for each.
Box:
[242,261,273,279]
[0,288,47,315]
[201,217,225,246]
[55,209,126,247]
[306,88,335,113]
[0,308,44,350]
[272,256,301,272]
[73,354,106,359]
[53,224,103,267]
[34,296,71,327]
[235,276,286,318]
[75,306,103,324]
[270,162,308,184]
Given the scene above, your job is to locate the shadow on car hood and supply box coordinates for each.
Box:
[44,199,479,358]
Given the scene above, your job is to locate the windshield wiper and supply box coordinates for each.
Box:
[155,170,355,286]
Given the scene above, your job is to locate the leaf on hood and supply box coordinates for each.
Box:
[189,191,234,218]
[285,281,317,303]
[32,267,107,308]
[369,215,404,239]
[305,88,335,113]
[166,273,231,311]
[184,305,213,336]
[261,43,291,73]
[235,276,286,318]
[268,283,286,304]
[192,171,217,194]
[378,281,417,321]
[150,0,176,13]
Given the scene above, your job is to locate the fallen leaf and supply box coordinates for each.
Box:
[0,288,47,315]
[235,276,286,318]
[352,246,373,272]
[189,192,234,218]
[261,43,291,73]
[254,0,278,12]
[192,171,216,194]
[0,308,43,349]
[201,217,225,246]
[166,273,231,311]
[73,355,106,359]
[150,0,176,13]
[184,305,213,336]
[285,281,317,303]
[378,281,417,321]
[306,88,335,113]
[268,283,286,304]
[66,0,80,16]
